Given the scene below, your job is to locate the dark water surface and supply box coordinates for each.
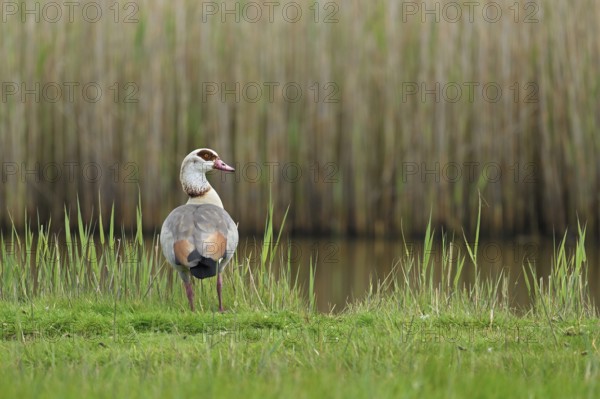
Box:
[10,233,597,313]
[237,236,600,313]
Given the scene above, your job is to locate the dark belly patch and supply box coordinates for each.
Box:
[190,257,218,279]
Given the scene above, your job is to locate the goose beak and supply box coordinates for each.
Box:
[213,158,235,172]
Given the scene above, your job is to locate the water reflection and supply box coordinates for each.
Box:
[238,236,600,313]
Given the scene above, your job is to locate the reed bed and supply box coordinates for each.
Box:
[0,0,599,237]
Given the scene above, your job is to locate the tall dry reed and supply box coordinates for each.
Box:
[0,0,598,237]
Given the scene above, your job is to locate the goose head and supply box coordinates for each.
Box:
[180,148,235,198]
[181,148,235,174]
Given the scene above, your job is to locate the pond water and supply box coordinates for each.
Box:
[237,236,600,313]
[5,232,598,313]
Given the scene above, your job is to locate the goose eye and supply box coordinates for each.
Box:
[197,151,212,161]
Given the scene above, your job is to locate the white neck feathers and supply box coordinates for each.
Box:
[187,187,224,208]
[180,169,224,208]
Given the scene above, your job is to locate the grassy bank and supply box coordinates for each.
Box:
[1,201,599,397]
[1,0,599,236]
[1,298,599,399]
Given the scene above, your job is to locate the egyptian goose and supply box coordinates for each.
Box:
[160,148,239,312]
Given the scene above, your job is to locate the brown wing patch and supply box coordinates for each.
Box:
[201,232,227,261]
[173,240,195,266]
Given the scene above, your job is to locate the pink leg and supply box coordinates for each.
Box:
[217,273,224,312]
[184,281,195,311]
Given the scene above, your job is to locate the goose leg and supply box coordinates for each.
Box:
[184,281,195,311]
[217,272,224,312]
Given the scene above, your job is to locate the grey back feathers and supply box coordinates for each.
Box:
[160,203,239,282]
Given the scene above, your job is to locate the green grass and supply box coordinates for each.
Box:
[1,299,599,398]
[1,199,598,398]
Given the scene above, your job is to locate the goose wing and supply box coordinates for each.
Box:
[160,204,238,279]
